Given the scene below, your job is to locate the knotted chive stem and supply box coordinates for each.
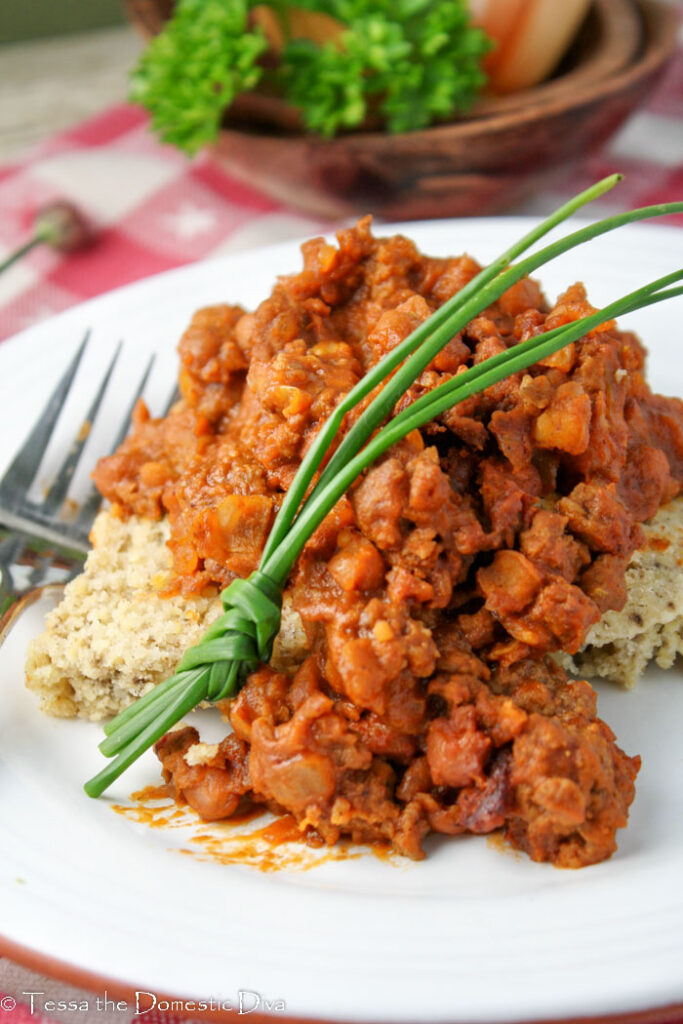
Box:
[84,189,683,799]
[98,572,282,747]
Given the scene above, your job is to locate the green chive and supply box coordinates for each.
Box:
[260,174,624,563]
[84,183,683,799]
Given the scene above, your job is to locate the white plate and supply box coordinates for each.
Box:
[1,218,682,1024]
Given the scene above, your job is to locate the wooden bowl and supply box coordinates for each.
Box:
[209,0,643,132]
[126,0,677,220]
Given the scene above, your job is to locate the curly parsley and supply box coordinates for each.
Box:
[285,0,491,135]
[129,0,268,155]
[130,0,492,151]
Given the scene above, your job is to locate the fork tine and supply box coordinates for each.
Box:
[0,337,162,556]
[40,341,123,516]
[72,352,156,540]
[71,488,103,544]
[163,383,181,416]
[109,352,155,453]
[0,329,90,497]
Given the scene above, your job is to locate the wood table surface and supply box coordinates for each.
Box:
[0,26,142,163]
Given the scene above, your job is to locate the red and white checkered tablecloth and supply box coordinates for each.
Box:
[0,47,682,346]
[0,39,682,1024]
[0,104,332,344]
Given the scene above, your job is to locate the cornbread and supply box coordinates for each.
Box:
[24,218,683,865]
[27,496,683,723]
[25,509,307,720]
[556,497,683,687]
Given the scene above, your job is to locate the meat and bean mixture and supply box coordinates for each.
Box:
[94,219,683,866]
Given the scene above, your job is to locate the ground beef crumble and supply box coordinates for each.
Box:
[94,219,682,866]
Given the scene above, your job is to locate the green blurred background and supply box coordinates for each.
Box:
[0,1,126,44]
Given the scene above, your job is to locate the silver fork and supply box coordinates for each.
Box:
[0,330,157,644]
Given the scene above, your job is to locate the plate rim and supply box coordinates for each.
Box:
[2,213,682,361]
[1,214,683,1024]
[2,933,683,1024]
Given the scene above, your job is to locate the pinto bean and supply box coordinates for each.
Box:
[478,550,544,616]
[328,537,385,592]
[533,381,592,455]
